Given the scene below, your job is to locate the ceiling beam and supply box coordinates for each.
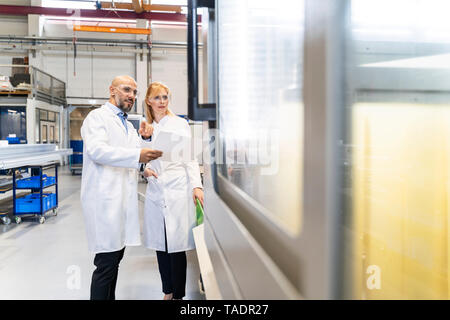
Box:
[99,2,182,13]
[0,5,197,23]
[73,25,151,35]
[131,0,144,13]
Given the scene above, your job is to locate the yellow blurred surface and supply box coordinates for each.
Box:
[352,103,449,299]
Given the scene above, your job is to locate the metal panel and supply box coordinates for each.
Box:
[0,144,72,169]
[199,0,346,299]
[0,96,27,106]
[201,141,300,299]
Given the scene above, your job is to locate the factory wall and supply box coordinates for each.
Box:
[0,14,202,117]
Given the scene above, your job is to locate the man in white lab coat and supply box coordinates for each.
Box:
[80,75,162,300]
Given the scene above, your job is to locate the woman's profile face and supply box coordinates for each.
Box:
[148,89,169,115]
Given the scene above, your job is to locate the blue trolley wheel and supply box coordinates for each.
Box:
[15,216,22,224]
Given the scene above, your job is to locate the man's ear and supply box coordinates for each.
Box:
[109,85,115,96]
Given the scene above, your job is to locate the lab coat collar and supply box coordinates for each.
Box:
[105,101,127,117]
[153,114,169,127]
[102,103,129,135]
[151,114,170,142]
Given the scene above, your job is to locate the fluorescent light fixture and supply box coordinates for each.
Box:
[151,0,187,5]
[42,0,97,10]
[45,16,136,23]
[151,21,189,26]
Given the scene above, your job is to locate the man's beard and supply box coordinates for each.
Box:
[115,96,133,113]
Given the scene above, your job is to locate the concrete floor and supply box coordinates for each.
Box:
[0,165,205,300]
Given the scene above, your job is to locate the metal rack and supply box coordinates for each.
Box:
[12,163,58,224]
[0,177,12,225]
[0,144,71,225]
[69,152,82,175]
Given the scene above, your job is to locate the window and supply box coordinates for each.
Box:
[36,108,60,145]
[217,0,305,236]
[40,109,48,121]
[55,113,60,143]
[35,109,40,143]
[49,125,55,144]
[0,107,26,141]
[42,125,47,144]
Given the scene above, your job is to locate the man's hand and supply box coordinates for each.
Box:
[139,148,162,163]
[139,121,153,139]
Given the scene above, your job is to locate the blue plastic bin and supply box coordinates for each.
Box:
[15,193,55,213]
[6,137,20,144]
[50,193,56,208]
[16,175,56,189]
[70,140,83,152]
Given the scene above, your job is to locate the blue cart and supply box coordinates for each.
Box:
[69,140,83,175]
[12,164,58,224]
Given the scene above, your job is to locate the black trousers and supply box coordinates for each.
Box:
[90,247,125,300]
[156,224,187,299]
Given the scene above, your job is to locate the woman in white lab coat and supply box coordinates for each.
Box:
[142,82,204,300]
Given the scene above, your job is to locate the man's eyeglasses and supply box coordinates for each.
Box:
[152,95,169,102]
[116,85,138,97]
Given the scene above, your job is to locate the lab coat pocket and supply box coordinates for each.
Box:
[164,175,189,205]
[99,167,123,199]
[165,174,188,192]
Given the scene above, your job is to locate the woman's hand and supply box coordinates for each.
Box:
[139,121,154,139]
[193,188,204,207]
[143,168,158,179]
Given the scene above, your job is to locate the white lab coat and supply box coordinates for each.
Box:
[80,104,150,254]
[143,115,202,253]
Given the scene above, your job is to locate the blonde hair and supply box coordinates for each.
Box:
[145,81,175,123]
